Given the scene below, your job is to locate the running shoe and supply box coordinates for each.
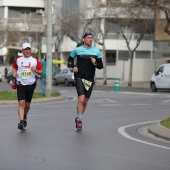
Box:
[23,115,27,127]
[18,122,25,130]
[75,117,83,130]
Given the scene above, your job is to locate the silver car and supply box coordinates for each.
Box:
[53,68,75,86]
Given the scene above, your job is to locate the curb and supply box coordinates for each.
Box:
[148,121,170,141]
[0,95,65,105]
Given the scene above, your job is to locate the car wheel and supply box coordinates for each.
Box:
[53,79,58,86]
[72,81,75,86]
[151,82,157,92]
[65,79,69,86]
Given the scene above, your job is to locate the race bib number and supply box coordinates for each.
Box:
[21,69,32,79]
[82,79,92,91]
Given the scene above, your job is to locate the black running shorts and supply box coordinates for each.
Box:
[17,82,36,102]
[75,78,93,98]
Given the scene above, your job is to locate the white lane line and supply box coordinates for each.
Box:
[91,98,117,103]
[43,106,61,107]
[118,121,170,150]
[118,92,158,96]
[55,96,77,103]
[102,104,122,106]
[130,104,151,106]
[162,99,170,103]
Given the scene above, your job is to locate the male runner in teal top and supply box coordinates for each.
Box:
[68,31,103,130]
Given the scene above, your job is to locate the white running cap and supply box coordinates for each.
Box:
[22,43,31,49]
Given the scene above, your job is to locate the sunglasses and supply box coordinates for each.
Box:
[83,31,92,38]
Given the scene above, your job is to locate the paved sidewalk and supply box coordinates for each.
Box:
[148,122,170,141]
[95,80,150,89]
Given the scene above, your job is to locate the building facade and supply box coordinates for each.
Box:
[0,0,45,64]
[59,0,170,83]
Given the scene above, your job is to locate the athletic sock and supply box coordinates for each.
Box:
[77,115,83,120]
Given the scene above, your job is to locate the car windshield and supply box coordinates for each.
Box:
[69,69,73,73]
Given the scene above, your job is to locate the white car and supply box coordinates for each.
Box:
[150,63,170,92]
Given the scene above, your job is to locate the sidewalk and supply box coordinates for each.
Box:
[148,122,170,141]
[95,79,150,89]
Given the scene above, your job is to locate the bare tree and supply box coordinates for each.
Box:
[55,2,108,85]
[130,0,170,37]
[103,2,154,86]
[7,18,44,61]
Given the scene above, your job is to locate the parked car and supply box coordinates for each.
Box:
[0,72,2,82]
[150,63,170,92]
[53,68,75,86]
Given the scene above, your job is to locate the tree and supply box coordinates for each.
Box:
[79,0,154,86]
[56,1,108,85]
[0,17,45,63]
[129,0,170,38]
[103,1,154,86]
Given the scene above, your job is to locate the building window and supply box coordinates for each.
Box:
[20,10,31,20]
[106,51,116,65]
[0,56,3,64]
[136,51,151,59]
[107,0,121,2]
[118,51,129,60]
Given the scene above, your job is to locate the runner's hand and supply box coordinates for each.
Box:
[31,66,36,72]
[90,57,96,65]
[13,72,17,77]
[73,67,78,73]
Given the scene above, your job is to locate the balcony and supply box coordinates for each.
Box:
[0,18,44,32]
[105,33,153,40]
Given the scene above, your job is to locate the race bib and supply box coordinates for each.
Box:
[21,69,32,79]
[82,79,92,91]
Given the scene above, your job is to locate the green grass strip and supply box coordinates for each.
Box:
[0,91,60,100]
[160,117,170,129]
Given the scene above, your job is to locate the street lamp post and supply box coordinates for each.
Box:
[46,0,53,97]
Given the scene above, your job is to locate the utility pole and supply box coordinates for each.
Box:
[100,0,107,85]
[46,0,53,97]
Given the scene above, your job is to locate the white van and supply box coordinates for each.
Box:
[150,63,170,92]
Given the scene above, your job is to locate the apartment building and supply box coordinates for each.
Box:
[59,0,170,83]
[0,0,45,64]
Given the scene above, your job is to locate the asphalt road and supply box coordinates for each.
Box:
[0,82,170,170]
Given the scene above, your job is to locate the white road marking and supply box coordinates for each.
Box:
[130,104,151,106]
[102,104,122,106]
[118,121,170,150]
[118,92,159,96]
[91,98,117,103]
[162,99,170,103]
[42,106,61,107]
